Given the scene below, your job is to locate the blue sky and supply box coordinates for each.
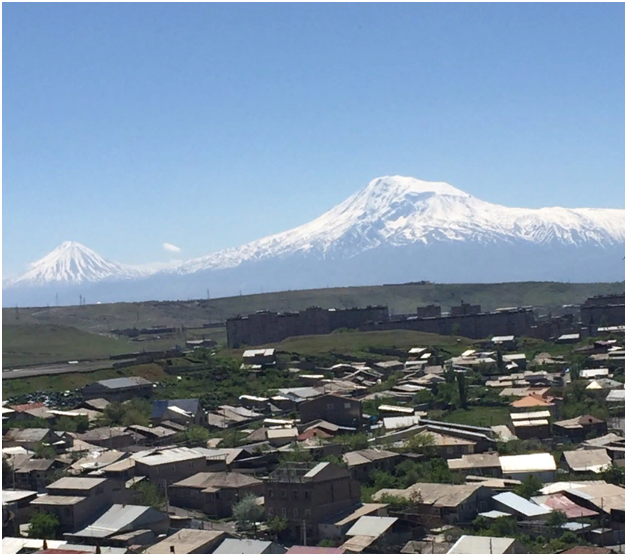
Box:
[3,3,625,276]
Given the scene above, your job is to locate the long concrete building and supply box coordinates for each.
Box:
[226,306,389,348]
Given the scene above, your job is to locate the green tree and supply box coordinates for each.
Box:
[546,510,568,536]
[601,463,625,486]
[55,415,89,433]
[267,516,288,539]
[318,539,339,547]
[28,511,60,539]
[33,442,56,459]
[496,348,505,374]
[456,372,468,409]
[133,481,165,508]
[185,426,210,446]
[404,432,436,454]
[514,475,543,499]
[232,495,264,531]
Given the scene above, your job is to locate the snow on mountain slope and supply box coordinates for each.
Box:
[3,241,147,287]
[177,176,625,273]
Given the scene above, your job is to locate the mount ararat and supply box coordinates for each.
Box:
[3,176,625,307]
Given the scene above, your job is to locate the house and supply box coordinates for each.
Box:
[169,471,264,518]
[556,333,580,344]
[65,504,169,545]
[144,529,230,554]
[2,490,37,531]
[185,338,217,349]
[372,483,491,525]
[492,336,516,349]
[343,449,403,481]
[447,452,502,477]
[530,493,598,519]
[3,428,57,452]
[125,425,178,446]
[31,477,116,533]
[242,348,277,366]
[340,515,415,553]
[560,483,625,524]
[561,449,612,474]
[502,354,527,370]
[213,538,286,554]
[82,377,153,402]
[510,411,551,440]
[510,393,556,415]
[77,427,135,450]
[132,447,207,486]
[373,360,404,374]
[318,503,389,540]
[69,450,128,476]
[499,453,556,483]
[298,394,362,429]
[606,389,625,404]
[265,462,361,543]
[447,535,528,554]
[553,415,607,441]
[492,492,550,520]
[580,368,610,380]
[14,459,61,491]
[151,399,206,426]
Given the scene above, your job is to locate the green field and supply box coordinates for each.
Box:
[438,406,512,427]
[2,324,139,367]
[260,329,472,359]
[2,363,169,399]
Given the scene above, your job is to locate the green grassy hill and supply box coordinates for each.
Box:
[2,281,623,335]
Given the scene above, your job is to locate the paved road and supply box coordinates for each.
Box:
[2,358,136,380]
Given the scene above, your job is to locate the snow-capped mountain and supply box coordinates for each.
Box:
[3,177,625,306]
[3,241,147,288]
[177,176,625,273]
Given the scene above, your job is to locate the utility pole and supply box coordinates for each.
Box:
[302,519,306,546]
[56,293,59,307]
[15,305,19,321]
[207,289,210,300]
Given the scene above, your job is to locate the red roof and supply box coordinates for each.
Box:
[286,547,345,554]
[11,402,46,412]
[297,428,332,441]
[542,493,598,518]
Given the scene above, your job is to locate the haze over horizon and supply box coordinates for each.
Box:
[3,3,625,278]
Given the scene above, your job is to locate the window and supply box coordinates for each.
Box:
[293,490,299,499]
[304,491,310,500]
[268,507,275,517]
[293,508,299,518]
[215,491,221,500]
[281,508,287,518]
[344,402,351,409]
[326,403,334,410]
[281,489,287,498]
[305,509,311,518]
[268,489,274,498]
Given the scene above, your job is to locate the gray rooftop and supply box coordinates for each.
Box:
[95,377,152,390]
[213,539,281,554]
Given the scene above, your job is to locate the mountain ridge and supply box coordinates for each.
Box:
[3,176,625,304]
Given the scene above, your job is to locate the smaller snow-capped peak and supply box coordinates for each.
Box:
[4,241,146,287]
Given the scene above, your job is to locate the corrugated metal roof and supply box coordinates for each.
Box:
[96,377,152,390]
[447,536,516,554]
[144,530,226,555]
[71,505,164,538]
[511,410,551,420]
[512,419,549,427]
[2,490,37,504]
[47,477,107,491]
[213,539,275,554]
[346,516,397,538]
[492,492,549,517]
[562,449,612,473]
[133,447,204,466]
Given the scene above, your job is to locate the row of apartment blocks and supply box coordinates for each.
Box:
[226,306,389,348]
[226,294,625,348]
[361,303,536,339]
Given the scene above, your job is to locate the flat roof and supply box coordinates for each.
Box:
[448,535,516,554]
[499,453,556,473]
[32,495,86,506]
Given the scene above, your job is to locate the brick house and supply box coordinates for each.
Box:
[169,472,264,518]
[265,462,361,543]
[298,394,362,429]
